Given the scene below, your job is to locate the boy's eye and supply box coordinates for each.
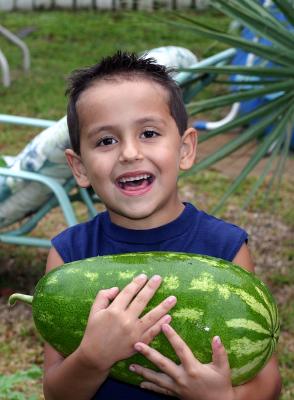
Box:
[141,130,159,139]
[97,137,117,146]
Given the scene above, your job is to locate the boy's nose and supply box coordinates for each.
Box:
[119,140,143,162]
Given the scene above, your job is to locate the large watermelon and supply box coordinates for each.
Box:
[9,252,279,386]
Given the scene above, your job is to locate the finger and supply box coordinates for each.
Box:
[111,274,148,310]
[140,295,177,330]
[161,324,200,369]
[211,336,230,371]
[90,287,119,315]
[140,382,175,397]
[129,364,174,392]
[140,382,175,396]
[127,275,162,316]
[141,314,172,344]
[134,342,177,378]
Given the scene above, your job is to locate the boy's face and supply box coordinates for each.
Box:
[66,78,197,229]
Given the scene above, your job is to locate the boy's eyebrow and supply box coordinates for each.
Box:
[135,116,167,126]
[87,125,115,138]
[86,117,167,137]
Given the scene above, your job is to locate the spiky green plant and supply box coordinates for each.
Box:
[175,0,294,212]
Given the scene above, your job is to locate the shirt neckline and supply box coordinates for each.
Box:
[101,203,197,244]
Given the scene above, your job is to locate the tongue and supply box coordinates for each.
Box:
[124,179,149,190]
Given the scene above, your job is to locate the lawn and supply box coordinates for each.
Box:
[0,9,293,400]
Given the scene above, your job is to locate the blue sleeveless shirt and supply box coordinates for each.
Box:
[52,202,248,400]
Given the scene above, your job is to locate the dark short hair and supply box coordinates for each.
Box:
[66,51,188,154]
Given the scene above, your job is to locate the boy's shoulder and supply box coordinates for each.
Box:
[193,205,243,234]
[177,202,245,234]
[51,211,106,262]
[174,203,248,261]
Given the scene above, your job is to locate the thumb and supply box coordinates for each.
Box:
[211,336,230,371]
[90,287,120,315]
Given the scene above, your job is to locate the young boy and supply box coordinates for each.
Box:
[44,51,281,400]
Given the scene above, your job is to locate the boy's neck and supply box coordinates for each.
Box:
[107,201,185,230]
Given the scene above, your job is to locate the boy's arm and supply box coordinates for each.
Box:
[43,247,111,400]
[233,355,281,400]
[232,242,255,273]
[232,244,282,400]
[44,343,110,400]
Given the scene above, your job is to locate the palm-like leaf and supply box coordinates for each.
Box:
[176,0,294,211]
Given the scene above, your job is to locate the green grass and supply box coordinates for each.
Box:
[0,10,229,131]
[0,9,229,154]
[0,9,293,400]
[0,365,42,400]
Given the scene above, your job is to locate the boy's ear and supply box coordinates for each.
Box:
[65,149,90,188]
[179,127,197,171]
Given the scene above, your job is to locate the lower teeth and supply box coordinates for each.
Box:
[120,177,153,189]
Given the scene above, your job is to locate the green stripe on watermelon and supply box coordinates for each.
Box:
[8,252,279,386]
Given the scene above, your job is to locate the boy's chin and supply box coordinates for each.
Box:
[108,204,163,228]
[110,207,154,221]
[107,199,183,229]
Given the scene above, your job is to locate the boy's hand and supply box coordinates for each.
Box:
[76,274,177,373]
[130,324,235,400]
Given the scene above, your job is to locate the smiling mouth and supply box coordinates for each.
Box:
[117,173,154,191]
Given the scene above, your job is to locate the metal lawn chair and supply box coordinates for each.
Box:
[0,116,98,248]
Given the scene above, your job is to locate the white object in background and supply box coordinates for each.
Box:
[0,117,72,228]
[143,46,198,76]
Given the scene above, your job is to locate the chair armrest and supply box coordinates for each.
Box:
[175,48,237,85]
[0,167,77,226]
[0,114,56,128]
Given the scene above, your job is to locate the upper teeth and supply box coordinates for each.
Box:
[119,174,151,183]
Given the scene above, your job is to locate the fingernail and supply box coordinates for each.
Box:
[163,315,172,323]
[134,343,143,352]
[151,274,161,282]
[136,274,147,281]
[165,295,177,304]
[214,336,222,348]
[129,364,136,372]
